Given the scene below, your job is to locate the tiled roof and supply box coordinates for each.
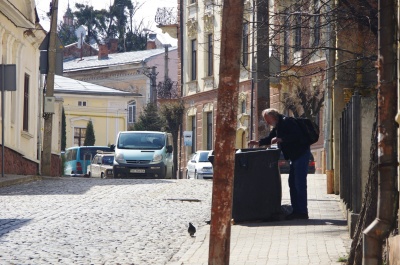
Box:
[54,75,141,96]
[63,47,177,72]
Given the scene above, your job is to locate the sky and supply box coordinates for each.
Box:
[35,0,178,45]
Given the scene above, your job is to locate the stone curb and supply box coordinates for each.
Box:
[0,175,43,188]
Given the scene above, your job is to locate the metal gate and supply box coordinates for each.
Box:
[339,91,362,213]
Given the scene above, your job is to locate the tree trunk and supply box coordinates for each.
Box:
[208,0,244,264]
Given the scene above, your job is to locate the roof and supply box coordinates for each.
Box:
[63,47,177,72]
[54,75,142,96]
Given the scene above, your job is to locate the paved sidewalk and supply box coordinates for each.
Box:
[168,174,351,265]
[0,174,42,188]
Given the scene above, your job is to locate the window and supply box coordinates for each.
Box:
[190,0,196,3]
[241,100,246,114]
[207,34,213,76]
[313,0,320,46]
[128,101,136,123]
[74,127,86,146]
[283,10,290,64]
[23,74,29,131]
[78,101,87,106]
[242,22,249,67]
[206,112,213,150]
[294,11,302,51]
[191,115,196,154]
[191,39,197,80]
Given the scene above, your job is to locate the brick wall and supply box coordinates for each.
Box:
[0,146,37,175]
[0,147,62,177]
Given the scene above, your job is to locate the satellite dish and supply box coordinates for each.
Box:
[75,25,87,49]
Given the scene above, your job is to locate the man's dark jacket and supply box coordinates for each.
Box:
[259,114,310,161]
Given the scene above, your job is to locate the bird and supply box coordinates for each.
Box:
[188,222,196,237]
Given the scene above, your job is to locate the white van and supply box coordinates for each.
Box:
[112,131,174,179]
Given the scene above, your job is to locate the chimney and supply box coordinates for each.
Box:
[146,33,157,50]
[109,38,118,54]
[98,44,109,60]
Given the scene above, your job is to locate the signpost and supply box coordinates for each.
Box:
[0,65,16,177]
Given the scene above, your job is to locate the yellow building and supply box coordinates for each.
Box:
[54,75,142,149]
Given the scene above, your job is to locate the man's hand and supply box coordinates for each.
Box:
[248,140,259,147]
[271,137,282,145]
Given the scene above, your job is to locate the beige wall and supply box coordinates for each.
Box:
[0,1,57,167]
[59,93,137,149]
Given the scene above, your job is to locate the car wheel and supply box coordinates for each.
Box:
[87,172,91,178]
[101,172,104,179]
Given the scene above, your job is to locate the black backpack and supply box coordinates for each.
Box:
[294,117,320,145]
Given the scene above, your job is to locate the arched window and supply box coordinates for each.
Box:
[128,101,136,123]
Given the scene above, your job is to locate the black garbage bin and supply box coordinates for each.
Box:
[209,148,282,222]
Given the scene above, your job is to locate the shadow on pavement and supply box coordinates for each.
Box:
[0,219,31,238]
[0,176,177,196]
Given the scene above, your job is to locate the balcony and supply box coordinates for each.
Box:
[155,7,178,38]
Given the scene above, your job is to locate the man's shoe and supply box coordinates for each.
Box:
[285,212,309,220]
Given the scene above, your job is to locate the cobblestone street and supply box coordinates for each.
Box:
[0,177,213,265]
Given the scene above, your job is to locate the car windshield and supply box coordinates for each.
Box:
[118,133,165,150]
[198,152,210,162]
[80,147,111,160]
[102,156,114,165]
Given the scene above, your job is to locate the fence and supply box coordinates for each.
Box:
[340,91,362,213]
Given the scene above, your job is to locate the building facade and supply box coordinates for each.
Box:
[0,0,62,176]
[178,0,255,175]
[54,75,141,149]
[63,47,178,129]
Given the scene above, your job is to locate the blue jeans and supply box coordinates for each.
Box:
[288,149,311,214]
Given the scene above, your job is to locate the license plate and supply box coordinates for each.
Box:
[130,169,145,173]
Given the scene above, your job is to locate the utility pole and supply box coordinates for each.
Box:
[164,45,169,83]
[42,0,58,176]
[142,67,158,104]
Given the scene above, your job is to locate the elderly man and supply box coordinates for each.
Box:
[248,108,311,220]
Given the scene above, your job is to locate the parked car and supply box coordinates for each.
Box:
[86,152,114,178]
[64,146,112,176]
[186,150,213,179]
[278,152,316,174]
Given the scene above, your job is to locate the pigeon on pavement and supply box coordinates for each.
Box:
[188,222,196,237]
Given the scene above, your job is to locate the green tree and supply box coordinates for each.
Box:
[61,107,66,151]
[67,1,148,52]
[84,120,95,146]
[73,3,108,44]
[132,103,164,131]
[57,23,77,46]
[160,101,184,178]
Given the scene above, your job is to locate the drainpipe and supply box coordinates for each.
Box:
[179,0,184,178]
[363,1,397,264]
[249,0,256,140]
[37,74,44,175]
[324,0,335,194]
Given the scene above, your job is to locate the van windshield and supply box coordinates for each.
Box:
[118,133,165,150]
